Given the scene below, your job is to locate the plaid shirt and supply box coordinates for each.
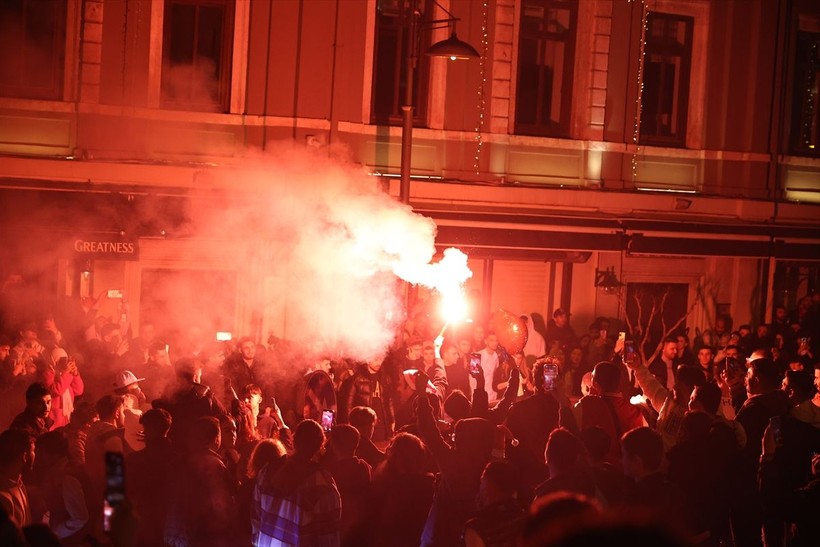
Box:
[252,457,341,547]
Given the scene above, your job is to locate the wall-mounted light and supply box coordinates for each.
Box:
[595,267,622,295]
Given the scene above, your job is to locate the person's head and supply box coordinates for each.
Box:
[484,332,499,352]
[19,322,38,343]
[140,408,172,441]
[689,382,721,415]
[456,335,473,356]
[189,416,221,452]
[100,323,122,346]
[69,401,98,428]
[50,347,68,368]
[782,369,815,406]
[523,492,602,547]
[745,358,782,396]
[96,395,125,426]
[696,346,714,368]
[293,419,325,460]
[315,358,332,374]
[137,322,156,343]
[591,361,620,395]
[366,355,385,374]
[443,390,471,422]
[148,342,171,367]
[579,426,611,464]
[814,364,820,394]
[545,428,585,475]
[724,345,740,360]
[569,346,584,366]
[747,348,772,364]
[620,427,664,480]
[175,358,202,384]
[738,324,752,338]
[715,317,728,335]
[774,306,787,322]
[661,337,678,361]
[0,429,35,476]
[673,366,705,404]
[25,382,52,418]
[220,416,237,450]
[242,384,263,413]
[675,333,689,353]
[472,325,486,345]
[756,324,770,339]
[113,370,145,394]
[328,424,360,459]
[385,432,426,475]
[238,336,256,361]
[580,372,594,396]
[439,341,459,366]
[421,341,436,364]
[553,308,569,327]
[406,337,423,361]
[452,417,495,460]
[246,438,286,479]
[478,460,517,508]
[0,337,10,361]
[348,406,377,440]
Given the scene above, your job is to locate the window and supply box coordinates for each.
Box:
[371,0,431,125]
[161,0,234,112]
[0,0,66,100]
[639,12,693,147]
[788,15,820,157]
[514,0,577,137]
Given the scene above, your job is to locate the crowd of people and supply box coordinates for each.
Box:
[0,289,819,547]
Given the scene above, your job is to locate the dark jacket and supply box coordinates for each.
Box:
[164,383,228,445]
[125,438,176,546]
[340,366,395,440]
[166,449,238,547]
[369,470,435,547]
[9,408,53,438]
[416,396,494,547]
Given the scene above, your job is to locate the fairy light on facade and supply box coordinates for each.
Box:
[629,0,650,182]
[802,40,818,149]
[474,0,489,175]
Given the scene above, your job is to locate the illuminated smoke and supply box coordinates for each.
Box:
[188,144,472,362]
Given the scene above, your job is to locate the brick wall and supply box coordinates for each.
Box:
[80,0,103,103]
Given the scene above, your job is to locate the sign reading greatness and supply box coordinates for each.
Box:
[73,236,139,260]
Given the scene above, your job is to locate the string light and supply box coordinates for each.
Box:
[629,0,649,182]
[473,0,489,175]
[801,40,818,149]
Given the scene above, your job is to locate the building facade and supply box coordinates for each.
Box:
[0,0,818,346]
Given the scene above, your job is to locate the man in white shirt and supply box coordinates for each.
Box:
[473,332,500,404]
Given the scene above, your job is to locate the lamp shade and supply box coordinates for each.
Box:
[425,32,480,60]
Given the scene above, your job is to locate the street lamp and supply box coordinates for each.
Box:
[399,0,480,205]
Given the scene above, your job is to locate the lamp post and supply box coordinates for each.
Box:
[398,0,480,205]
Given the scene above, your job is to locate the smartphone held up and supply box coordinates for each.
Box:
[321,409,335,432]
[469,353,482,376]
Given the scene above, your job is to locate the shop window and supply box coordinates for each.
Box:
[514,0,578,137]
[639,12,693,147]
[788,15,820,158]
[161,0,234,112]
[371,0,431,125]
[0,0,66,100]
